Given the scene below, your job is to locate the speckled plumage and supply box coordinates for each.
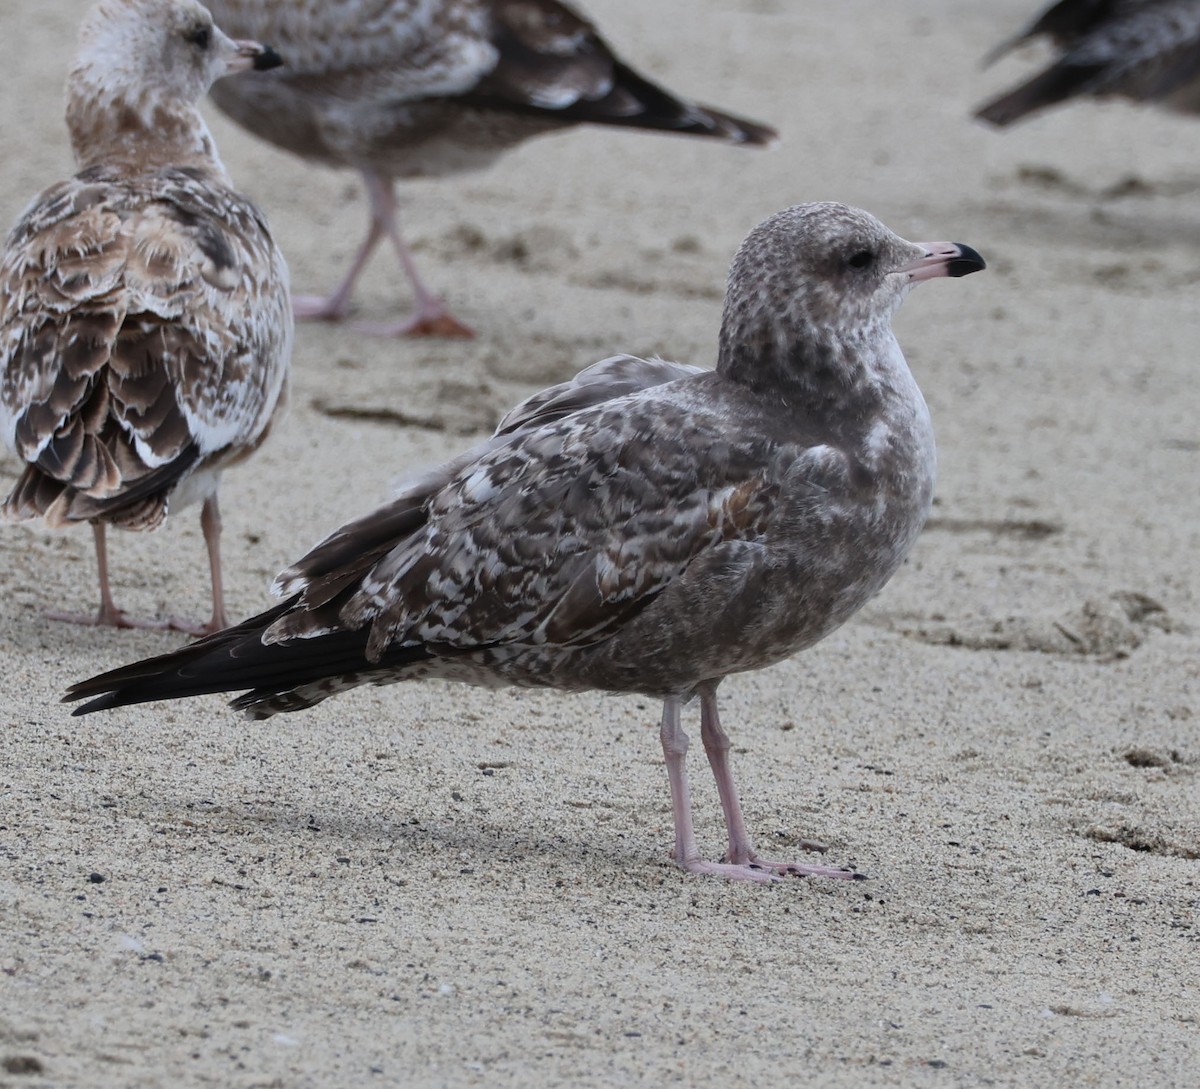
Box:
[977,0,1200,126]
[67,203,986,881]
[203,0,777,335]
[1,0,291,632]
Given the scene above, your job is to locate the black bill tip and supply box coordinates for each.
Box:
[946,243,986,278]
[253,45,285,72]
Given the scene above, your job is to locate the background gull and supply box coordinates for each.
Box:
[66,202,985,882]
[203,0,778,337]
[977,0,1200,127]
[0,0,292,634]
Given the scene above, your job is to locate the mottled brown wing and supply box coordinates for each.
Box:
[208,0,615,109]
[271,354,703,619]
[206,0,495,98]
[330,385,801,662]
[133,169,291,458]
[0,168,289,527]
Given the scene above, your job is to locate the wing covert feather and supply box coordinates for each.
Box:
[339,390,803,662]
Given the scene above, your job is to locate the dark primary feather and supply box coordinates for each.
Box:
[976,60,1111,125]
[66,598,454,717]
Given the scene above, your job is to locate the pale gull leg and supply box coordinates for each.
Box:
[197,493,228,634]
[698,684,863,880]
[659,696,777,882]
[50,499,230,636]
[355,169,474,339]
[162,493,229,637]
[292,214,384,322]
[45,523,170,631]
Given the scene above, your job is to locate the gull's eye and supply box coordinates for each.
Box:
[186,24,211,50]
[847,250,874,270]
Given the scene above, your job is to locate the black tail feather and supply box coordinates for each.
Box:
[64,594,454,717]
[562,60,778,144]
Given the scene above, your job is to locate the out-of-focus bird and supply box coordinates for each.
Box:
[977,0,1200,127]
[0,0,292,633]
[66,203,986,882]
[203,0,778,337]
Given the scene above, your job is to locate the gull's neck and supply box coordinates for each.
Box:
[65,63,229,179]
[716,305,900,421]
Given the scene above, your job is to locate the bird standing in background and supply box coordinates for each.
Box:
[977,0,1200,127]
[0,0,293,634]
[67,203,986,882]
[204,0,778,337]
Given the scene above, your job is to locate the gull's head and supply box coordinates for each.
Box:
[718,202,985,388]
[68,0,282,170]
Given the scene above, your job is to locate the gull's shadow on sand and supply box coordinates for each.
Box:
[122,789,667,880]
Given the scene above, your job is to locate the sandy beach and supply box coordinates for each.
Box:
[1,1,1197,1085]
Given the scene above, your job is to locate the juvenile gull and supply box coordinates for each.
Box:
[203,0,777,337]
[977,0,1200,126]
[1,0,292,633]
[66,203,986,882]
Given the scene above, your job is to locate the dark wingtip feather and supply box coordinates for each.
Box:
[699,108,778,147]
[975,85,1041,128]
[67,691,124,716]
[590,60,778,145]
[63,599,443,720]
[975,62,1106,127]
[469,50,778,146]
[63,602,295,715]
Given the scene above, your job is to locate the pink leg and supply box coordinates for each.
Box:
[47,501,231,636]
[698,685,862,880]
[355,169,474,339]
[292,215,385,322]
[161,493,229,637]
[659,697,779,882]
[198,493,228,634]
[92,522,125,626]
[45,523,171,631]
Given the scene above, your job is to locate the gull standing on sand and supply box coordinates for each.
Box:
[67,203,986,882]
[1,0,293,634]
[203,0,777,337]
[977,0,1200,127]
